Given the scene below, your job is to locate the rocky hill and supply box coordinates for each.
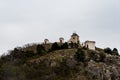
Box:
[0,43,119,80]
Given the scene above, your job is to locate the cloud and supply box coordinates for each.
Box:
[0,0,120,54]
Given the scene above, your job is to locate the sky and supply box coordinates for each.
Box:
[0,0,120,55]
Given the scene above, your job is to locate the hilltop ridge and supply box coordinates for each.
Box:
[0,33,119,80]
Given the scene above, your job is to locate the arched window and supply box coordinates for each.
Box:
[73,37,75,39]
[87,45,88,48]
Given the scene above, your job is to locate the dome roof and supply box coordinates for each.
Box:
[71,33,79,37]
[59,37,64,40]
[44,39,49,41]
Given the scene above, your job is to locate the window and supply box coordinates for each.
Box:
[87,45,88,48]
[73,37,75,39]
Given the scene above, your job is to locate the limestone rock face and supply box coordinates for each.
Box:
[31,52,120,80]
[83,55,120,80]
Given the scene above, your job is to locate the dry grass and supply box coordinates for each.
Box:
[29,49,77,63]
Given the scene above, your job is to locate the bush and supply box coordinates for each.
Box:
[104,47,112,54]
[74,49,85,62]
[112,48,119,55]
[51,42,60,51]
[61,42,68,49]
[104,47,119,55]
[69,42,78,48]
[54,59,70,76]
[37,45,46,55]
[89,51,99,62]
[10,48,26,60]
[99,52,106,62]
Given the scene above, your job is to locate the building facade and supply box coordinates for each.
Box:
[43,33,96,50]
[68,33,80,44]
[44,39,49,44]
[85,40,96,50]
[59,37,64,43]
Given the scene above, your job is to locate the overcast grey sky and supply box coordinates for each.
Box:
[0,0,120,55]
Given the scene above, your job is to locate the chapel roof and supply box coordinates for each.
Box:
[71,33,79,37]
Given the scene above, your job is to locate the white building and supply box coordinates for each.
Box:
[59,37,64,43]
[68,33,80,44]
[85,40,96,50]
[44,39,49,44]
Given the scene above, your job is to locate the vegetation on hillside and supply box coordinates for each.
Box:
[0,43,119,80]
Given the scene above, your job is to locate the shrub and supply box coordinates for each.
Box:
[89,51,99,62]
[112,48,119,55]
[74,49,85,62]
[99,52,106,62]
[69,42,78,48]
[37,45,46,55]
[54,59,70,76]
[61,42,68,49]
[51,42,60,51]
[104,47,112,54]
